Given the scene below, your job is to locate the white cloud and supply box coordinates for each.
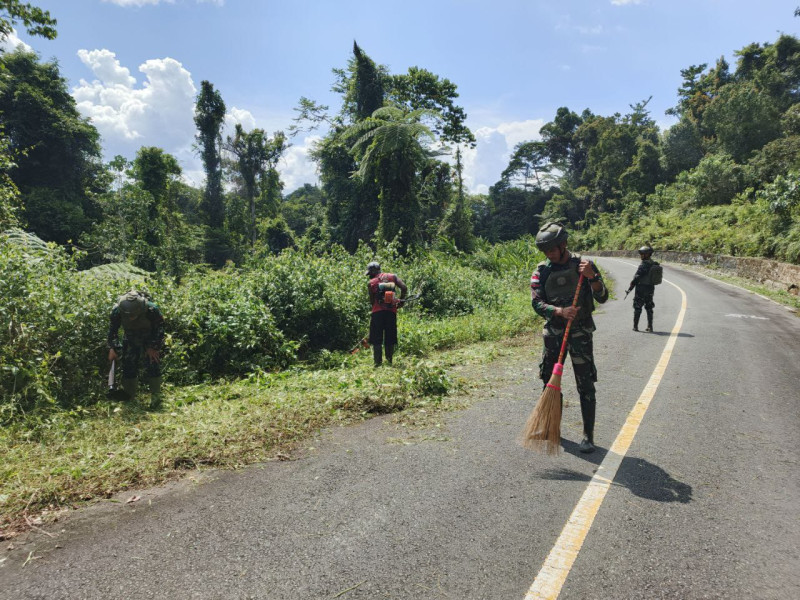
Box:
[76,49,136,87]
[611,0,642,5]
[73,49,197,150]
[280,136,320,193]
[459,119,546,195]
[0,29,32,52]
[223,107,257,134]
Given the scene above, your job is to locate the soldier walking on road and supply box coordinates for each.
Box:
[530,223,608,453]
[107,289,166,408]
[366,261,407,368]
[626,246,659,332]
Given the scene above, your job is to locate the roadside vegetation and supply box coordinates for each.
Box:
[2,1,799,533]
[0,233,540,531]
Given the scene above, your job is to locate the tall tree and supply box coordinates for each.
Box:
[225,124,287,247]
[129,146,181,266]
[438,147,474,251]
[501,141,550,188]
[194,80,228,266]
[388,67,476,147]
[299,43,474,251]
[194,81,226,226]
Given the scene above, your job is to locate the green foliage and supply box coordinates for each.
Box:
[0,128,20,229]
[224,124,288,248]
[345,107,438,249]
[661,117,704,180]
[247,245,367,354]
[681,153,743,206]
[0,0,57,41]
[388,66,476,147]
[703,81,782,162]
[164,269,296,382]
[0,49,104,244]
[281,183,326,239]
[405,252,505,318]
[194,81,226,224]
[0,232,133,420]
[256,215,296,255]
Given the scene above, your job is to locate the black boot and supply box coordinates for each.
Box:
[645,311,653,332]
[633,312,640,332]
[579,396,596,453]
[385,343,394,366]
[373,344,383,367]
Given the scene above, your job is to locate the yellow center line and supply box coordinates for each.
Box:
[524,278,688,600]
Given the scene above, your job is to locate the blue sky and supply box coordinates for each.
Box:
[5,0,798,194]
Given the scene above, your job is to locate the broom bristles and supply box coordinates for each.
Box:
[521,371,562,455]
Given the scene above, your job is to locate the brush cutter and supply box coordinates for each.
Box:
[107,359,129,400]
[348,292,422,354]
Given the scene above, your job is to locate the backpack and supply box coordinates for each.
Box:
[644,261,663,285]
[374,274,398,306]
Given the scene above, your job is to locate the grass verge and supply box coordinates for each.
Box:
[0,291,538,537]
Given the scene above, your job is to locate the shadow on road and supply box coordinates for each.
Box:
[542,441,693,504]
[643,331,695,338]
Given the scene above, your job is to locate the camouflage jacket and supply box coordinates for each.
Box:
[107,301,165,351]
[530,255,608,336]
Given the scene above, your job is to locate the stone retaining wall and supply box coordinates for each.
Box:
[590,250,800,294]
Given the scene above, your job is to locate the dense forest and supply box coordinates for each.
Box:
[2,0,800,420]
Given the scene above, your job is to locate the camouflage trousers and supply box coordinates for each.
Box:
[539,327,597,437]
[121,337,161,380]
[633,286,655,324]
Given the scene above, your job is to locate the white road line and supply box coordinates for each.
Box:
[524,277,688,600]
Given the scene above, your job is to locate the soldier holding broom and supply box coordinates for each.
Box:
[529,222,608,453]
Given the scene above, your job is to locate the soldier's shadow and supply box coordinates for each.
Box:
[545,440,692,503]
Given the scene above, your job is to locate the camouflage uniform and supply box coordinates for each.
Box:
[630,259,656,331]
[107,293,165,403]
[531,255,608,441]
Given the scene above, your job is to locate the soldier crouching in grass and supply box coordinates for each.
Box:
[107,289,165,408]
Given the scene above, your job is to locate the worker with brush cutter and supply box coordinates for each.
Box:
[366,261,408,367]
[530,222,608,453]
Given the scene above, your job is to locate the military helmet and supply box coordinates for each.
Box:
[118,290,146,319]
[638,245,654,255]
[535,222,568,251]
[365,261,381,277]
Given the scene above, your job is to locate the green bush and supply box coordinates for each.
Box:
[249,245,367,354]
[163,268,296,382]
[0,232,144,420]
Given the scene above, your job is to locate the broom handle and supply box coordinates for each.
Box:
[556,273,585,364]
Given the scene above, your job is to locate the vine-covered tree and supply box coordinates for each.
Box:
[298,42,474,251]
[194,80,228,265]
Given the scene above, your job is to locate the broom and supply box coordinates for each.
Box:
[522,273,585,454]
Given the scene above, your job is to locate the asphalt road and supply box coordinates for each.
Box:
[2,259,799,600]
